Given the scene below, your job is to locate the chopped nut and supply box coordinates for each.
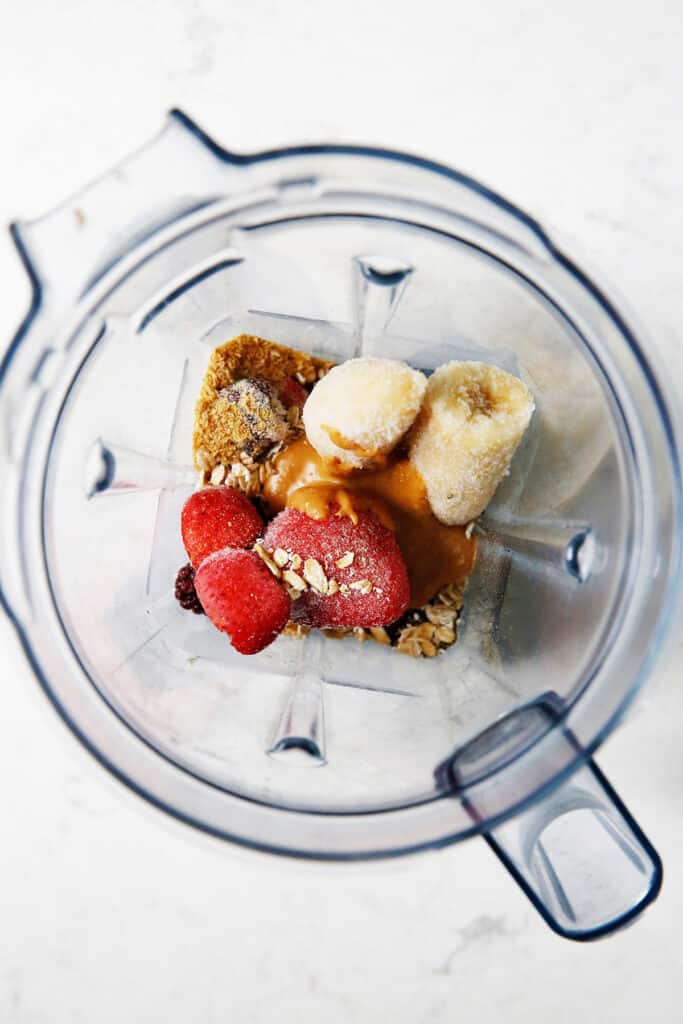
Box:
[253,542,282,578]
[335,551,354,569]
[369,627,390,645]
[303,557,328,593]
[273,548,290,568]
[350,579,373,594]
[326,578,339,595]
[290,553,302,571]
[283,569,307,591]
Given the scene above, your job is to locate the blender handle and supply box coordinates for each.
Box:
[483,758,662,940]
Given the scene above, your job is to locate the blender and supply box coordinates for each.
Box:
[1,109,680,940]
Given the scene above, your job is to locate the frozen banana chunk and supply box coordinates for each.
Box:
[303,357,427,469]
[409,361,534,525]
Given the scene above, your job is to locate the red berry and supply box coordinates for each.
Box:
[277,376,308,412]
[181,487,263,568]
[264,508,409,628]
[194,549,291,655]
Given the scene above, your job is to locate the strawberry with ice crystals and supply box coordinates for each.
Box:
[277,376,308,412]
[264,507,409,628]
[181,486,263,568]
[194,549,291,654]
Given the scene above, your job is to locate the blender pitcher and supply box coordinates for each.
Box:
[1,109,680,941]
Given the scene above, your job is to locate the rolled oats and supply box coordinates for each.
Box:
[397,636,422,658]
[210,463,227,485]
[287,406,300,428]
[435,581,465,610]
[283,569,307,591]
[273,548,290,568]
[303,558,328,594]
[253,542,282,578]
[350,579,373,594]
[425,604,457,627]
[195,449,211,472]
[283,621,310,637]
[434,625,456,645]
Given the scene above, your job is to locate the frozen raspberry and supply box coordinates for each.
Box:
[263,507,409,628]
[277,376,309,412]
[174,563,205,615]
[194,549,291,655]
[181,487,263,568]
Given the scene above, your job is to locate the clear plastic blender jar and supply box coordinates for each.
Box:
[1,110,680,940]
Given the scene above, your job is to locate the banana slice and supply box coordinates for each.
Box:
[409,361,534,525]
[303,357,427,469]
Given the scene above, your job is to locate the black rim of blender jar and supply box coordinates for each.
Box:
[1,110,681,858]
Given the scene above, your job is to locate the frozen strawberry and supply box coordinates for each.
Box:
[263,508,410,628]
[277,376,308,412]
[181,487,263,568]
[194,549,291,655]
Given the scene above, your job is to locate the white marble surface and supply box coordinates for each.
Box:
[1,1,683,1020]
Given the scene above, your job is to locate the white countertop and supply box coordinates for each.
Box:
[1,2,683,1020]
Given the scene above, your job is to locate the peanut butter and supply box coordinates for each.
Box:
[263,436,476,608]
[322,425,379,460]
